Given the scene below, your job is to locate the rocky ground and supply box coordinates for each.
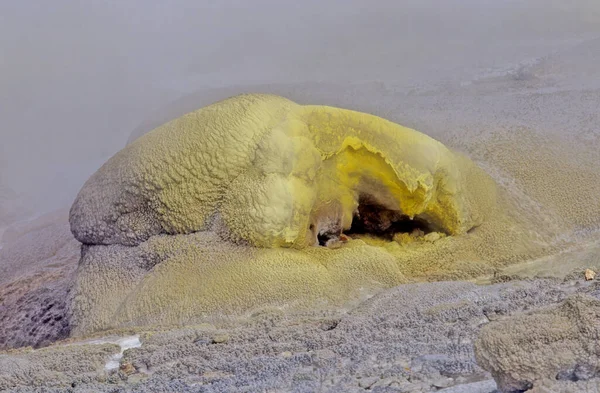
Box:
[2,11,600,392]
[0,211,77,351]
[1,216,599,392]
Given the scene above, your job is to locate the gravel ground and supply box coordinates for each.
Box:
[2,273,599,392]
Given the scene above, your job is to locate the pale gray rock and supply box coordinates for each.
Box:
[4,276,598,392]
[475,294,600,393]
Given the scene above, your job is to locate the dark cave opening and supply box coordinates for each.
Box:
[346,195,434,240]
[317,194,436,247]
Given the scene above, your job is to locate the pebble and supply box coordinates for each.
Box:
[211,334,229,344]
[119,362,136,375]
[423,232,442,243]
[358,377,379,389]
[585,269,596,281]
[432,377,453,388]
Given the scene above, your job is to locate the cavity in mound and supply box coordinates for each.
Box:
[66,94,511,335]
[70,94,494,249]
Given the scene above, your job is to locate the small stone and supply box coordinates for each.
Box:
[574,363,596,381]
[423,232,442,243]
[325,238,343,249]
[319,319,340,331]
[411,229,425,238]
[431,377,453,388]
[557,366,577,381]
[358,377,379,389]
[119,362,136,376]
[211,334,229,344]
[395,357,411,369]
[280,351,293,358]
[585,269,596,281]
[193,337,210,345]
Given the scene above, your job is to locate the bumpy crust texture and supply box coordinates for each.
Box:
[66,94,513,335]
[475,295,600,392]
[70,94,494,248]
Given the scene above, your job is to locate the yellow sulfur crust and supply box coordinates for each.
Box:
[68,94,551,335]
[70,94,493,248]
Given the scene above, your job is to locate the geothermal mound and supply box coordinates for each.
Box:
[70,94,492,247]
[67,94,539,336]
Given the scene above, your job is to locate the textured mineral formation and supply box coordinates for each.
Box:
[475,294,600,392]
[70,94,494,248]
[67,94,505,335]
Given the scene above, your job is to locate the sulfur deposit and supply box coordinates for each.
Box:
[67,94,547,336]
[70,94,494,248]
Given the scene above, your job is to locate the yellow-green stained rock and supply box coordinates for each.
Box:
[70,94,494,248]
[69,94,542,336]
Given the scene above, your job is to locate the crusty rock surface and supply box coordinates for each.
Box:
[0,343,119,391]
[0,210,78,350]
[2,277,599,392]
[475,294,600,393]
[68,230,412,335]
[65,94,562,337]
[70,94,494,249]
